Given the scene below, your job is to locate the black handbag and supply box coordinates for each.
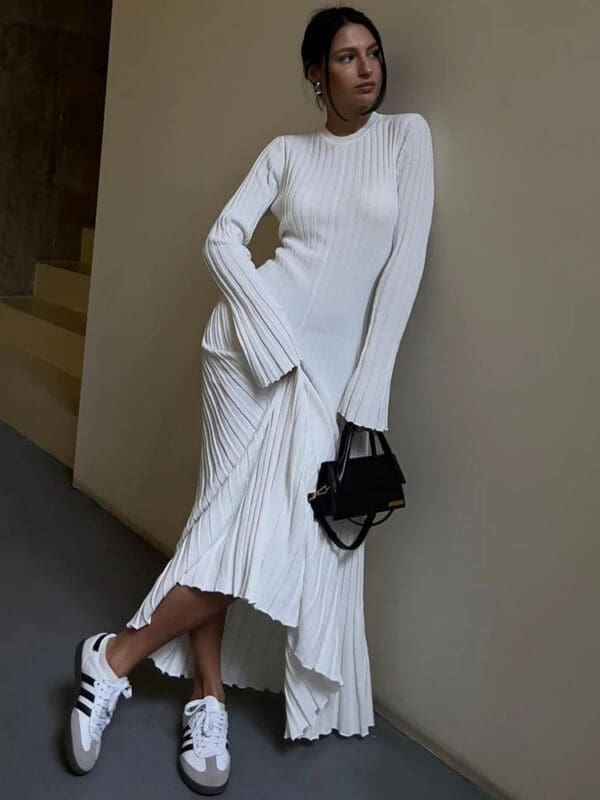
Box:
[307,421,406,550]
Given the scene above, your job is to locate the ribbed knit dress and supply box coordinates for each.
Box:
[126,110,435,741]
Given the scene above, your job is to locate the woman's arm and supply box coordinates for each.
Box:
[337,113,435,431]
[202,135,302,388]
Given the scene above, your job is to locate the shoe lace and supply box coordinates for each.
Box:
[89,677,133,741]
[186,699,227,757]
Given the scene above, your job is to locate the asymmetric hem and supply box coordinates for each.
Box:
[125,110,434,742]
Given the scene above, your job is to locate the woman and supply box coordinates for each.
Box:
[64,6,434,795]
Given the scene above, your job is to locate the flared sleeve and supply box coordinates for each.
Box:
[337,113,435,431]
[202,135,302,388]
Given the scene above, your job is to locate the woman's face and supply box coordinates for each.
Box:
[316,23,383,116]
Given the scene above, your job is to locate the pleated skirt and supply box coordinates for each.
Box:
[125,298,375,741]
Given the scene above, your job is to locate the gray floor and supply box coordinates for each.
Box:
[1,420,491,800]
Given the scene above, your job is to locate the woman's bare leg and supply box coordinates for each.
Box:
[188,606,229,702]
[103,586,236,678]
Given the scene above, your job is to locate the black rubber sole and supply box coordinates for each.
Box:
[177,758,230,795]
[64,637,91,775]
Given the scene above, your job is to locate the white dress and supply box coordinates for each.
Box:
[126,110,435,741]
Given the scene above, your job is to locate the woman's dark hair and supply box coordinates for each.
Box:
[301,5,387,121]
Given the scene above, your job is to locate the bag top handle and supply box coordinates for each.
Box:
[336,421,393,483]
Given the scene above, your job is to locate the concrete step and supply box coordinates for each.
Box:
[33,261,90,314]
[0,297,86,379]
[35,259,89,274]
[0,344,79,468]
[80,227,94,274]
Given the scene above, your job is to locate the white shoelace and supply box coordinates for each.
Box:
[186,699,228,757]
[89,677,133,741]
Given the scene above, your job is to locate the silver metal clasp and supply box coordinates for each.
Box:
[307,484,330,501]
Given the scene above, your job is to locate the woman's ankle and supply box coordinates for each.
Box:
[190,680,226,703]
[105,630,137,678]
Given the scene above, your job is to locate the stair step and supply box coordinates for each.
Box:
[0,344,79,468]
[34,261,90,314]
[0,297,86,379]
[80,227,94,273]
[36,259,89,274]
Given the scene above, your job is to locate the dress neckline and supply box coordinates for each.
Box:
[318,111,381,144]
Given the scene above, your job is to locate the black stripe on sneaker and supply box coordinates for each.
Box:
[183,733,192,743]
[93,634,108,651]
[80,688,95,703]
[180,744,194,754]
[81,672,95,687]
[75,701,92,716]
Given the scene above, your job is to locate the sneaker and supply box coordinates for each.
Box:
[178,695,230,794]
[64,632,133,774]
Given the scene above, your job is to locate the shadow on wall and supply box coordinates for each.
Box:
[0,0,112,296]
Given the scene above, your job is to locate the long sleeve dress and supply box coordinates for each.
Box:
[125,110,435,741]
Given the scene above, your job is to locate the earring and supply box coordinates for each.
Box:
[314,80,322,96]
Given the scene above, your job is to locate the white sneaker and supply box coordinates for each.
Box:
[178,694,230,794]
[64,632,133,774]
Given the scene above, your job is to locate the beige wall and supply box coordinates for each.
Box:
[74,2,600,798]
